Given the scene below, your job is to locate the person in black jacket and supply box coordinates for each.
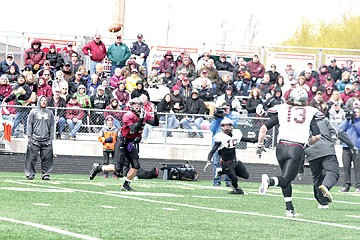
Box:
[2,74,32,137]
[157,93,178,137]
[179,89,206,138]
[246,87,263,117]
[198,79,215,116]
[264,87,284,111]
[90,85,110,132]
[47,86,67,139]
[267,64,280,85]
[130,33,150,68]
[130,80,150,101]
[46,44,64,71]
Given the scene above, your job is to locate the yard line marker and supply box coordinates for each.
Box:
[33,203,50,207]
[101,206,117,209]
[162,208,178,211]
[0,216,100,240]
[192,196,231,199]
[347,215,360,219]
[7,180,360,231]
[107,191,183,197]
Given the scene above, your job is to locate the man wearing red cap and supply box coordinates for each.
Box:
[82,33,107,75]
[107,33,130,76]
[46,44,64,71]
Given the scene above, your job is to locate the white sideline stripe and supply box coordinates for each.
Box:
[347,215,360,219]
[6,180,360,231]
[0,216,100,240]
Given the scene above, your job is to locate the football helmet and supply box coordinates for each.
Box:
[128,97,143,113]
[220,118,234,135]
[289,88,308,106]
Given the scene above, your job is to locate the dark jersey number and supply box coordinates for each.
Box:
[227,139,238,148]
[287,107,306,124]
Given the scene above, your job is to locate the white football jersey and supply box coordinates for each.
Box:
[269,104,320,144]
[213,129,243,150]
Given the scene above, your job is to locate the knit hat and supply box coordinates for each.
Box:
[49,44,56,49]
[172,85,180,92]
[105,115,114,122]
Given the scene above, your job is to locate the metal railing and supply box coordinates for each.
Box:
[1,104,277,148]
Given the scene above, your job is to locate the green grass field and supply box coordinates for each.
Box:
[0,172,359,240]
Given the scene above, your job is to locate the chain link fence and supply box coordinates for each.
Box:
[1,105,277,148]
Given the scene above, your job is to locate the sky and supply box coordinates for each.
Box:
[1,0,360,49]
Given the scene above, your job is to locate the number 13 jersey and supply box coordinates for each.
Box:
[269,104,320,144]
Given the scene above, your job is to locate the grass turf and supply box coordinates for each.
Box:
[0,172,359,240]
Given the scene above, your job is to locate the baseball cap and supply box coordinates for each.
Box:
[76,71,82,75]
[192,89,199,94]
[98,85,105,91]
[290,79,298,85]
[326,75,333,80]
[345,84,352,89]
[116,33,122,38]
[201,69,208,74]
[94,33,101,38]
[330,59,336,63]
[226,86,233,91]
[137,33,143,38]
[179,49,186,54]
[64,62,71,66]
[220,53,226,58]
[105,115,114,122]
[354,91,360,96]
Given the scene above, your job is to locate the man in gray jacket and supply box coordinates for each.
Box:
[305,117,356,209]
[25,96,55,180]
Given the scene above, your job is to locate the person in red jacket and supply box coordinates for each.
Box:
[65,96,85,140]
[246,54,265,88]
[36,77,52,98]
[82,33,107,75]
[24,38,46,74]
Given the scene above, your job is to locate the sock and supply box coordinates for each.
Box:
[284,197,294,210]
[124,178,131,186]
[271,177,279,186]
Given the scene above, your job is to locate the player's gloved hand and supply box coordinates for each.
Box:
[203,161,212,172]
[140,108,146,119]
[133,137,141,143]
[127,142,134,152]
[256,145,266,158]
[351,147,359,155]
[104,137,113,143]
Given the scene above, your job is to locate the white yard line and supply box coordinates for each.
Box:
[0,216,100,240]
[5,180,360,231]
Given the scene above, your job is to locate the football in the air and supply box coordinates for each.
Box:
[109,23,123,33]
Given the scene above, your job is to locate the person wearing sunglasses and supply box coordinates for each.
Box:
[107,33,130,76]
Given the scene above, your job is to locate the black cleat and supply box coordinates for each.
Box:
[89,163,101,180]
[230,187,245,195]
[120,185,136,191]
[42,175,51,180]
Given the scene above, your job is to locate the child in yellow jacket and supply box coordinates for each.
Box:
[98,115,119,178]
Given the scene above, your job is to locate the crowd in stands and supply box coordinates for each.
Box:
[1,33,360,142]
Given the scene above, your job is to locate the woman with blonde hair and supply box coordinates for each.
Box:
[78,65,90,84]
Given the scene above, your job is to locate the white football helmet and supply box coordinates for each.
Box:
[289,88,308,106]
[221,118,234,135]
[128,97,143,113]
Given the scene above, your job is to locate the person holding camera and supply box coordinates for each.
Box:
[209,103,236,187]
[340,106,360,192]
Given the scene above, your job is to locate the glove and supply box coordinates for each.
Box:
[350,147,359,155]
[133,137,141,143]
[153,105,157,114]
[104,137,113,143]
[127,142,134,152]
[33,64,40,71]
[256,145,266,158]
[203,161,212,172]
[140,108,146,119]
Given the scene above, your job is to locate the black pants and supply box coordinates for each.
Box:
[342,148,360,188]
[24,140,54,178]
[309,155,339,205]
[114,137,140,174]
[275,143,304,198]
[221,159,249,189]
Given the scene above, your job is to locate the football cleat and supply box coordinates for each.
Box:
[319,185,333,203]
[214,167,223,178]
[259,174,270,194]
[89,163,101,180]
[120,185,136,191]
[318,204,329,209]
[229,187,245,195]
[285,210,298,217]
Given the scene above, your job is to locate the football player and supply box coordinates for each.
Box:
[206,118,258,194]
[89,98,159,191]
[257,88,322,217]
